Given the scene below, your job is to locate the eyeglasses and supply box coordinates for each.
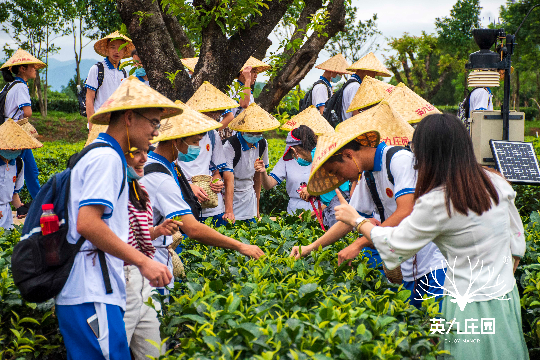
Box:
[134,111,161,130]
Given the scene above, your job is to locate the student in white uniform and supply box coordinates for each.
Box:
[85,31,134,128]
[224,104,280,223]
[291,129,446,309]
[469,87,493,111]
[182,82,240,225]
[141,105,264,292]
[1,49,47,200]
[131,49,150,86]
[311,54,352,114]
[343,52,393,121]
[0,119,42,229]
[55,77,177,359]
[255,126,315,215]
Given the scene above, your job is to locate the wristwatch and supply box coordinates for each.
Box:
[355,216,370,233]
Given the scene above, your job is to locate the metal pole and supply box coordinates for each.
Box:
[502,35,513,141]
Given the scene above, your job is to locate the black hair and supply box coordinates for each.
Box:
[324,139,363,164]
[131,49,138,57]
[109,110,125,125]
[1,65,26,82]
[129,179,150,211]
[291,125,317,152]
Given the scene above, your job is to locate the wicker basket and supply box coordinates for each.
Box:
[170,231,183,250]
[168,248,186,279]
[383,264,403,284]
[192,174,218,209]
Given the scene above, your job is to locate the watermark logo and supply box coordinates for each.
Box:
[430,318,496,336]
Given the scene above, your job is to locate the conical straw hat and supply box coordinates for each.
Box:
[346,76,395,113]
[1,49,46,70]
[307,129,380,196]
[382,83,440,124]
[337,101,414,147]
[16,118,39,138]
[94,31,135,59]
[242,57,271,73]
[181,57,198,72]
[280,106,334,135]
[228,103,280,132]
[315,54,353,75]
[346,52,392,77]
[85,125,108,147]
[0,119,43,150]
[90,76,183,125]
[186,81,239,112]
[151,101,221,143]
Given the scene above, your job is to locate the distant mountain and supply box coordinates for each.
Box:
[44,58,102,91]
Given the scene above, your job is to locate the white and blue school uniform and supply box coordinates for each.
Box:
[178,130,230,224]
[268,157,312,214]
[223,133,269,221]
[349,142,447,308]
[312,76,332,110]
[469,87,493,111]
[3,77,40,199]
[55,133,130,360]
[341,74,362,121]
[140,152,192,291]
[223,80,254,118]
[85,58,127,113]
[0,158,24,229]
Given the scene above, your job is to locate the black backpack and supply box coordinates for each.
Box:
[12,142,126,303]
[322,78,360,128]
[225,135,266,168]
[78,62,127,117]
[0,80,22,124]
[299,80,331,112]
[144,162,202,221]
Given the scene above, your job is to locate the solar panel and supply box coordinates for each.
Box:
[489,140,540,185]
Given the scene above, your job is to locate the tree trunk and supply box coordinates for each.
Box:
[257,0,346,111]
[515,67,520,111]
[34,71,46,117]
[427,67,451,101]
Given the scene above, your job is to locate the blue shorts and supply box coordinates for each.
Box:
[200,213,227,228]
[403,268,446,310]
[56,302,130,360]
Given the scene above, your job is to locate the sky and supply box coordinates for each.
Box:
[0,0,508,87]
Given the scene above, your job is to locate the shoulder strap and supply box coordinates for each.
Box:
[227,135,242,169]
[96,62,105,91]
[121,68,127,77]
[144,162,171,176]
[364,171,386,222]
[208,130,216,151]
[15,156,23,177]
[385,146,410,185]
[258,138,266,159]
[313,79,332,98]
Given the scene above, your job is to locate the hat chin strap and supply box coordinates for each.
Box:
[125,122,135,158]
[352,157,362,181]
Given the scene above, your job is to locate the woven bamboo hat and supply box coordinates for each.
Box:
[280,106,334,135]
[346,76,395,113]
[151,101,221,143]
[346,52,392,77]
[228,103,280,132]
[85,124,108,146]
[315,54,353,75]
[186,81,239,113]
[16,118,39,138]
[307,129,380,195]
[0,119,43,150]
[382,83,440,124]
[468,70,500,87]
[1,49,46,70]
[93,31,135,59]
[181,57,199,72]
[336,101,414,146]
[242,57,271,73]
[90,76,183,125]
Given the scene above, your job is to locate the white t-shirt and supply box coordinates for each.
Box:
[140,152,192,287]
[312,77,332,109]
[56,133,129,309]
[177,130,229,217]
[223,80,254,118]
[269,157,312,214]
[349,143,445,281]
[0,158,24,229]
[341,75,362,121]
[223,133,269,220]
[469,87,493,112]
[3,78,31,121]
[85,58,127,113]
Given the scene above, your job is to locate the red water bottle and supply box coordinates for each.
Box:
[40,204,59,235]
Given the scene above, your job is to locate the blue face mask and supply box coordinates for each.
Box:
[135,67,146,77]
[331,75,342,83]
[0,150,22,161]
[127,166,142,182]
[296,157,311,167]
[243,133,264,144]
[177,140,201,162]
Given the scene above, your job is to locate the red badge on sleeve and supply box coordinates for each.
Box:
[386,188,393,198]
[206,144,210,151]
[13,176,16,183]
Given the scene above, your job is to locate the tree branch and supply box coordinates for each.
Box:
[160,4,196,58]
[281,0,323,59]
[427,67,451,100]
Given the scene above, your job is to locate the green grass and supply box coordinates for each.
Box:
[30,111,87,143]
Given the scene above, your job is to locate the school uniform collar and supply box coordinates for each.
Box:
[104,57,121,70]
[0,158,16,166]
[148,151,182,188]
[351,74,363,83]
[137,76,146,83]
[14,77,27,85]
[96,132,128,171]
[319,76,331,87]
[237,132,257,151]
[237,80,253,94]
[372,142,387,172]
